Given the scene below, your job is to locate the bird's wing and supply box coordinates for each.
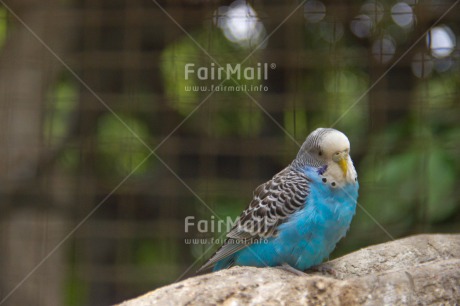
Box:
[198,166,311,271]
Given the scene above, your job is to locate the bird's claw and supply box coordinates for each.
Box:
[308,264,337,277]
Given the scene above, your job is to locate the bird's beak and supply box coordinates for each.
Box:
[333,151,349,177]
[338,158,348,178]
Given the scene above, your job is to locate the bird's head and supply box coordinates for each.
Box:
[294,128,356,182]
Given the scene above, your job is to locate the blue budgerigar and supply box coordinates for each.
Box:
[198,128,359,274]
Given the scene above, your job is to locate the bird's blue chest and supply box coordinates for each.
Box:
[272,168,359,270]
[224,167,358,271]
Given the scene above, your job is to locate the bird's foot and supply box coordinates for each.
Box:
[307,263,337,277]
[277,263,307,276]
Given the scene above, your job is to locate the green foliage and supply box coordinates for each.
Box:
[160,30,263,137]
[136,239,177,266]
[44,79,78,145]
[418,74,457,108]
[323,69,369,133]
[213,197,245,229]
[97,114,152,176]
[426,148,456,221]
[285,65,369,139]
[58,149,80,172]
[0,7,7,49]
[284,109,309,139]
[65,270,88,306]
[357,124,459,232]
[44,79,80,172]
[135,239,179,281]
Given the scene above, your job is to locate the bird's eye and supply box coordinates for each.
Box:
[318,150,323,156]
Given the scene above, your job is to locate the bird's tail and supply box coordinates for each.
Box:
[212,257,235,271]
[197,256,234,273]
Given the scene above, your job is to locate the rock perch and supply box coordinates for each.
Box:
[117,234,460,305]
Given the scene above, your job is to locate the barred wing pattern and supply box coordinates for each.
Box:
[198,166,311,271]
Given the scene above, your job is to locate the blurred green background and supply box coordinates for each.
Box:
[0,0,459,305]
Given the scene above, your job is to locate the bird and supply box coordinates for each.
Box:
[198,128,359,274]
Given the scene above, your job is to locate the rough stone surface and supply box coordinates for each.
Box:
[117,234,460,305]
